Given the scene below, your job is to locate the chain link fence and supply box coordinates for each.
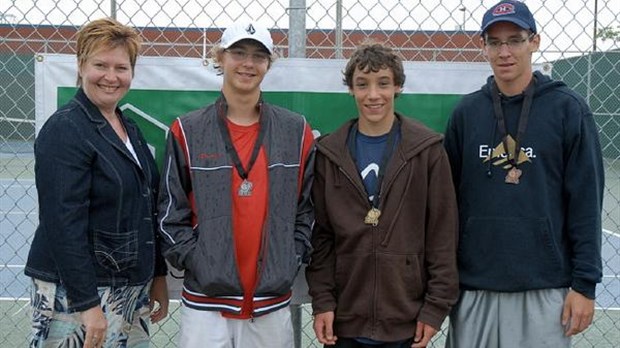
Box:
[1,1,618,347]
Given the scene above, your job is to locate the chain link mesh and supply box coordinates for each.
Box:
[1,1,618,347]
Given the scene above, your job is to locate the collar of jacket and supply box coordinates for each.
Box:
[73,88,128,126]
[316,113,443,203]
[216,92,265,115]
[72,88,146,171]
[316,112,443,164]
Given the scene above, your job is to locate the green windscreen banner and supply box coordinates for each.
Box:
[35,54,506,167]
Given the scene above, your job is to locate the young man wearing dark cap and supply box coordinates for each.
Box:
[157,19,315,347]
[443,1,604,347]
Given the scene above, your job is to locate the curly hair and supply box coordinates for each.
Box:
[343,41,405,97]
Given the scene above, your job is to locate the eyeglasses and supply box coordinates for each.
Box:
[485,33,535,51]
[225,49,270,64]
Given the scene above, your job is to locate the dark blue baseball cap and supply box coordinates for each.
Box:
[481,1,537,35]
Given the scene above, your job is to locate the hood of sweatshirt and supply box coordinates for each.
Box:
[316,112,443,166]
[481,70,566,103]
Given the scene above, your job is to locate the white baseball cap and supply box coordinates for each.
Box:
[220,20,274,54]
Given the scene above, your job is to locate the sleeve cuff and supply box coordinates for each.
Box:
[417,302,450,331]
[68,296,101,313]
[311,295,337,316]
[571,278,597,300]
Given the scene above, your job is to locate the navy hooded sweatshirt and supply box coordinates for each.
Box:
[444,71,604,299]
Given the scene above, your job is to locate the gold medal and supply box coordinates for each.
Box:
[364,208,381,226]
[505,167,522,185]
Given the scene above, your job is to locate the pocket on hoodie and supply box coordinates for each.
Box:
[93,229,138,273]
[459,217,562,286]
[375,252,424,321]
[334,253,374,319]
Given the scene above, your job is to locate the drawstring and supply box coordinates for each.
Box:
[487,116,498,178]
[333,162,342,187]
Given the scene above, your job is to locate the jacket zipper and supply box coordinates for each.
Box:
[339,159,409,337]
[339,165,381,337]
[337,167,373,209]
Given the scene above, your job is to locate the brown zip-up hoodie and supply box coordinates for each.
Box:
[306,114,459,342]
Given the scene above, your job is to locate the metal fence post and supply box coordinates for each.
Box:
[110,0,117,19]
[291,304,302,348]
[335,0,343,59]
[288,0,306,58]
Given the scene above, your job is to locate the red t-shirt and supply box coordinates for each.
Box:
[227,119,268,317]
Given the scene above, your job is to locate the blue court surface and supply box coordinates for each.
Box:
[1,177,619,310]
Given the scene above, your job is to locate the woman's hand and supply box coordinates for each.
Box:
[80,306,107,348]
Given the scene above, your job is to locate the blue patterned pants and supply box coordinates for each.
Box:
[29,278,152,348]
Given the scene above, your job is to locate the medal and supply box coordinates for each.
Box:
[216,98,267,199]
[364,208,381,226]
[491,78,535,186]
[349,119,399,229]
[238,179,253,196]
[505,167,522,184]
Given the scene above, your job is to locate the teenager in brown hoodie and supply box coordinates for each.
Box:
[306,42,459,348]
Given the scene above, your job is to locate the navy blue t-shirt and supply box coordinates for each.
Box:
[354,127,404,346]
[355,131,389,202]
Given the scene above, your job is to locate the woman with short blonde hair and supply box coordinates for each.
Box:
[26,18,168,348]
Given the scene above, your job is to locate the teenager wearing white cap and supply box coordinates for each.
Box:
[157,19,315,347]
[444,1,604,347]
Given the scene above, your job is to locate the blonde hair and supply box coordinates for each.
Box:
[76,18,141,86]
[209,44,226,75]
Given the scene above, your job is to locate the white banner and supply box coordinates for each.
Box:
[33,53,548,132]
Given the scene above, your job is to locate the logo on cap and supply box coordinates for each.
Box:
[492,3,516,16]
[246,24,256,35]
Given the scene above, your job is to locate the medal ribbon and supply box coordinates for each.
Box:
[491,77,536,169]
[347,118,400,210]
[216,97,268,182]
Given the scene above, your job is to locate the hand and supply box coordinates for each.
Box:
[561,289,594,336]
[313,311,337,345]
[80,305,107,348]
[149,276,169,323]
[411,321,438,348]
